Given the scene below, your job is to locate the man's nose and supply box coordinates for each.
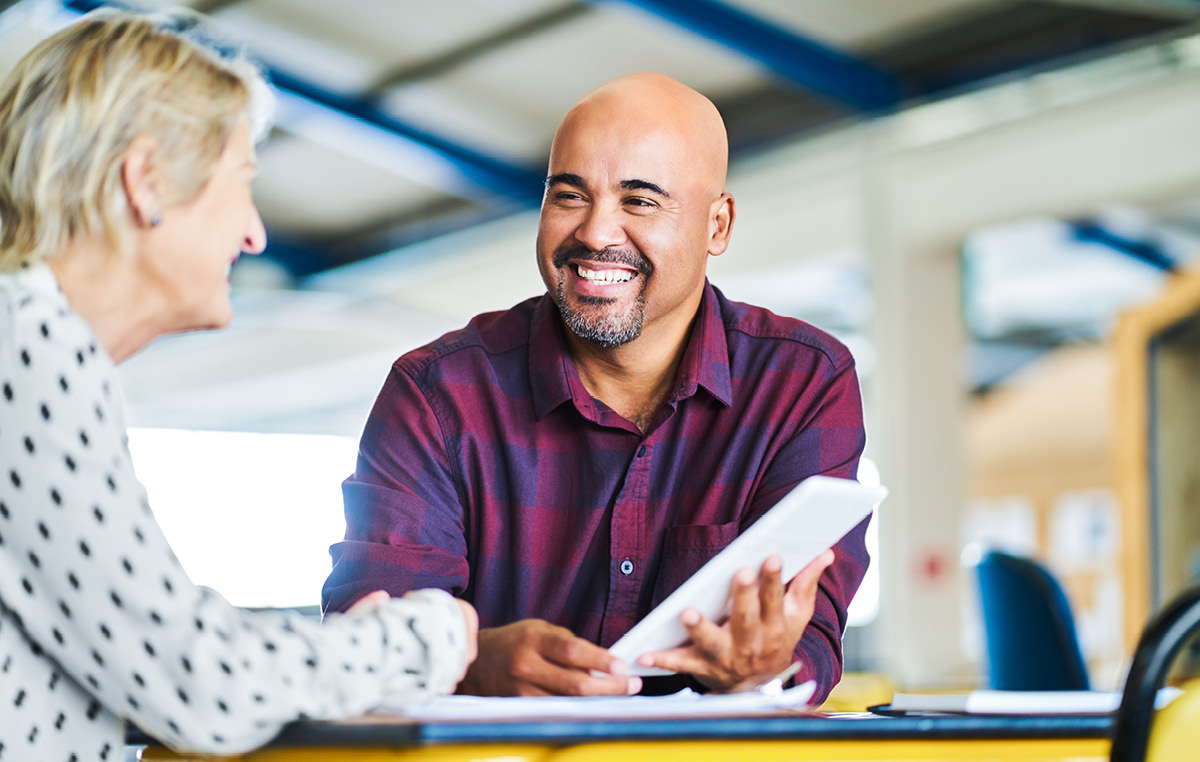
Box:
[573,203,627,252]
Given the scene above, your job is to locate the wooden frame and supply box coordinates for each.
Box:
[1113,272,1200,654]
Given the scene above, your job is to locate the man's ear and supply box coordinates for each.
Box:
[708,192,735,257]
[122,135,162,228]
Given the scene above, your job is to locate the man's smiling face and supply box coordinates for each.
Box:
[540,169,662,348]
[535,74,732,351]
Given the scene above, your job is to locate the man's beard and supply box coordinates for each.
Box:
[552,245,652,348]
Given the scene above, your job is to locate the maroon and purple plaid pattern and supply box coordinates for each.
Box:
[323,282,868,700]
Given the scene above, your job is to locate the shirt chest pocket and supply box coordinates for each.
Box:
[650,520,740,609]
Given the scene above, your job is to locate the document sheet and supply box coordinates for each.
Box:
[381,681,818,720]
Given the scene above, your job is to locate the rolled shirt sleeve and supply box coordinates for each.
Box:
[324,364,470,613]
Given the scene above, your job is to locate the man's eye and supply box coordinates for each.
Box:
[626,197,657,209]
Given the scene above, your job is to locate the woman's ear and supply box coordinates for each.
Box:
[122,135,163,228]
[707,192,736,257]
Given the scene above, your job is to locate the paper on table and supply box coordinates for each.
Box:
[887,688,1182,715]
[383,681,817,721]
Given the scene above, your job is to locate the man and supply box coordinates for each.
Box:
[323,72,868,700]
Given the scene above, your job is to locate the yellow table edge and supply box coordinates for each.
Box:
[139,743,554,761]
[140,737,1111,761]
[544,738,1111,761]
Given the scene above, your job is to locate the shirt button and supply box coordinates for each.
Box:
[637,445,647,458]
[620,559,634,575]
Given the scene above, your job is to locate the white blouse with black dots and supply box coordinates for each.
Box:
[0,266,470,761]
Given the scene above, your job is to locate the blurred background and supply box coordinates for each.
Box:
[4,0,1200,695]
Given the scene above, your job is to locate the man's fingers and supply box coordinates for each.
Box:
[640,611,728,683]
[638,645,714,679]
[454,599,480,667]
[680,607,727,659]
[799,549,835,588]
[637,552,838,694]
[727,566,762,645]
[462,620,638,697]
[534,628,640,696]
[784,549,835,615]
[757,555,786,633]
[541,628,626,674]
[535,663,639,696]
[638,607,728,677]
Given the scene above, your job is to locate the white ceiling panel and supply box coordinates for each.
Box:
[380,2,772,162]
[379,82,551,164]
[208,5,379,92]
[253,135,446,235]
[215,0,569,90]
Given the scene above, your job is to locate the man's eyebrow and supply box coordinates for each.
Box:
[545,172,586,189]
[620,179,671,198]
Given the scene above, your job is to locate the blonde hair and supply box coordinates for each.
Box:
[0,11,273,270]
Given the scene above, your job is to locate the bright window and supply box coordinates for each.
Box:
[127,428,357,609]
[847,456,881,627]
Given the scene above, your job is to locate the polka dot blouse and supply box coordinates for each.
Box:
[0,267,470,761]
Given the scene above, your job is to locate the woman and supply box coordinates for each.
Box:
[0,11,477,760]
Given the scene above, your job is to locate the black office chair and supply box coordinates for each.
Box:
[1110,586,1200,762]
[974,549,1090,691]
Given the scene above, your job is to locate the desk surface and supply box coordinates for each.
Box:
[132,710,1113,748]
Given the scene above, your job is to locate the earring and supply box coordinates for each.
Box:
[150,214,162,228]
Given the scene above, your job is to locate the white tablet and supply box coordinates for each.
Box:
[608,475,887,676]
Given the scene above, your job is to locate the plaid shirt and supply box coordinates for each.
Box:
[323,281,868,699]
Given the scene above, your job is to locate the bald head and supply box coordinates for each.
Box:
[550,72,729,198]
[536,72,737,352]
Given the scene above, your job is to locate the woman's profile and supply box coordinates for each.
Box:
[0,11,477,760]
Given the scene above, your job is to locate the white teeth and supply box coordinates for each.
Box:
[576,264,635,284]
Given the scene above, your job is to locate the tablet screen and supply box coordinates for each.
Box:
[608,475,887,676]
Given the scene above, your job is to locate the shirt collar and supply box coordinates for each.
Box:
[675,281,733,408]
[22,264,65,300]
[529,295,581,420]
[527,281,734,421]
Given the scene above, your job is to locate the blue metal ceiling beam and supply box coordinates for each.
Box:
[1069,219,1178,273]
[593,0,900,112]
[59,0,544,204]
[266,70,543,203]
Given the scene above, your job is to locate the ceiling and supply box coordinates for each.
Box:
[3,0,1200,435]
[3,0,1197,282]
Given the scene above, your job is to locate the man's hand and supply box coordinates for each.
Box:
[637,550,835,693]
[456,619,642,697]
[452,598,480,681]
